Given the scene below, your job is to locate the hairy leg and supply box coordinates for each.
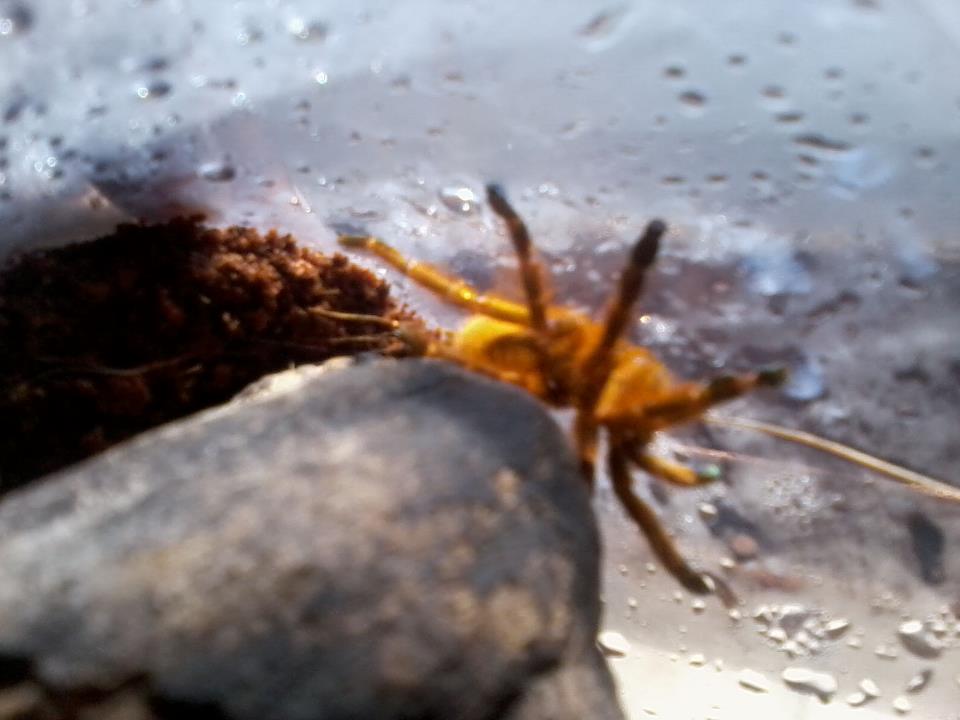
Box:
[577,221,665,415]
[486,184,549,333]
[338,235,531,325]
[608,443,736,606]
[641,370,786,429]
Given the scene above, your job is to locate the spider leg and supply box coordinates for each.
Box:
[486,184,549,333]
[609,442,737,606]
[573,411,599,487]
[577,220,666,413]
[642,370,786,428]
[338,235,530,325]
[631,450,719,487]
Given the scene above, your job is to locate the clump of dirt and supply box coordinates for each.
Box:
[0,218,412,490]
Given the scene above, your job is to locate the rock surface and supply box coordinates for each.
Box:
[0,359,622,720]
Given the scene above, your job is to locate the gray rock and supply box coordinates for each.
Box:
[0,359,622,720]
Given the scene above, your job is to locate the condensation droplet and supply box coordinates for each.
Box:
[197,161,236,182]
[663,65,686,79]
[875,643,900,660]
[434,186,476,215]
[774,111,804,124]
[287,17,328,42]
[0,2,32,36]
[860,678,881,698]
[783,356,825,401]
[846,692,869,706]
[914,146,936,168]
[738,669,771,693]
[824,618,851,638]
[598,630,631,657]
[678,90,707,109]
[898,619,943,658]
[781,667,838,702]
[727,53,747,66]
[135,80,172,99]
[905,669,932,693]
[792,133,853,153]
[892,696,912,714]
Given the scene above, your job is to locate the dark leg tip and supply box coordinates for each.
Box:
[632,220,666,267]
[758,367,788,386]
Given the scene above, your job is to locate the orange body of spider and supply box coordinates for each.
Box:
[339,184,785,604]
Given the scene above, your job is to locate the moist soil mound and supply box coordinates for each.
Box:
[0,218,410,490]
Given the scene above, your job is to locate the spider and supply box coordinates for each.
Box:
[338,184,960,604]
[336,184,790,604]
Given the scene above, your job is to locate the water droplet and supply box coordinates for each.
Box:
[728,533,758,560]
[761,85,786,99]
[287,17,327,42]
[0,2,32,36]
[781,667,838,702]
[197,160,236,182]
[314,70,329,85]
[598,630,631,657]
[135,79,172,99]
[849,111,870,126]
[783,356,825,401]
[824,618,851,638]
[688,652,706,666]
[663,65,686,79]
[774,111,804,124]
[892,696,912,714]
[738,669,771,693]
[846,691,869,706]
[824,66,844,80]
[860,678,881,697]
[898,620,943,658]
[579,7,629,39]
[438,186,478,214]
[914,146,936,168]
[875,643,900,660]
[678,90,707,110]
[727,53,747,66]
[777,31,797,45]
[237,23,263,45]
[905,669,932,693]
[792,133,852,153]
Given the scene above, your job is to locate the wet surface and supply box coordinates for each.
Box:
[1,1,959,717]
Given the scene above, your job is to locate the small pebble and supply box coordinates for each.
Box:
[860,678,881,698]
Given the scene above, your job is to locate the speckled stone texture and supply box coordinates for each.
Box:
[0,359,623,720]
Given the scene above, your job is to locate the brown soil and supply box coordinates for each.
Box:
[0,218,411,491]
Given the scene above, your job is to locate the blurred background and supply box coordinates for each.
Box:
[1,1,958,717]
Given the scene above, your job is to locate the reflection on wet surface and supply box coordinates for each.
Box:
[1,0,958,717]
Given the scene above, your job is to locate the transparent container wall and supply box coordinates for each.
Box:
[1,1,958,717]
